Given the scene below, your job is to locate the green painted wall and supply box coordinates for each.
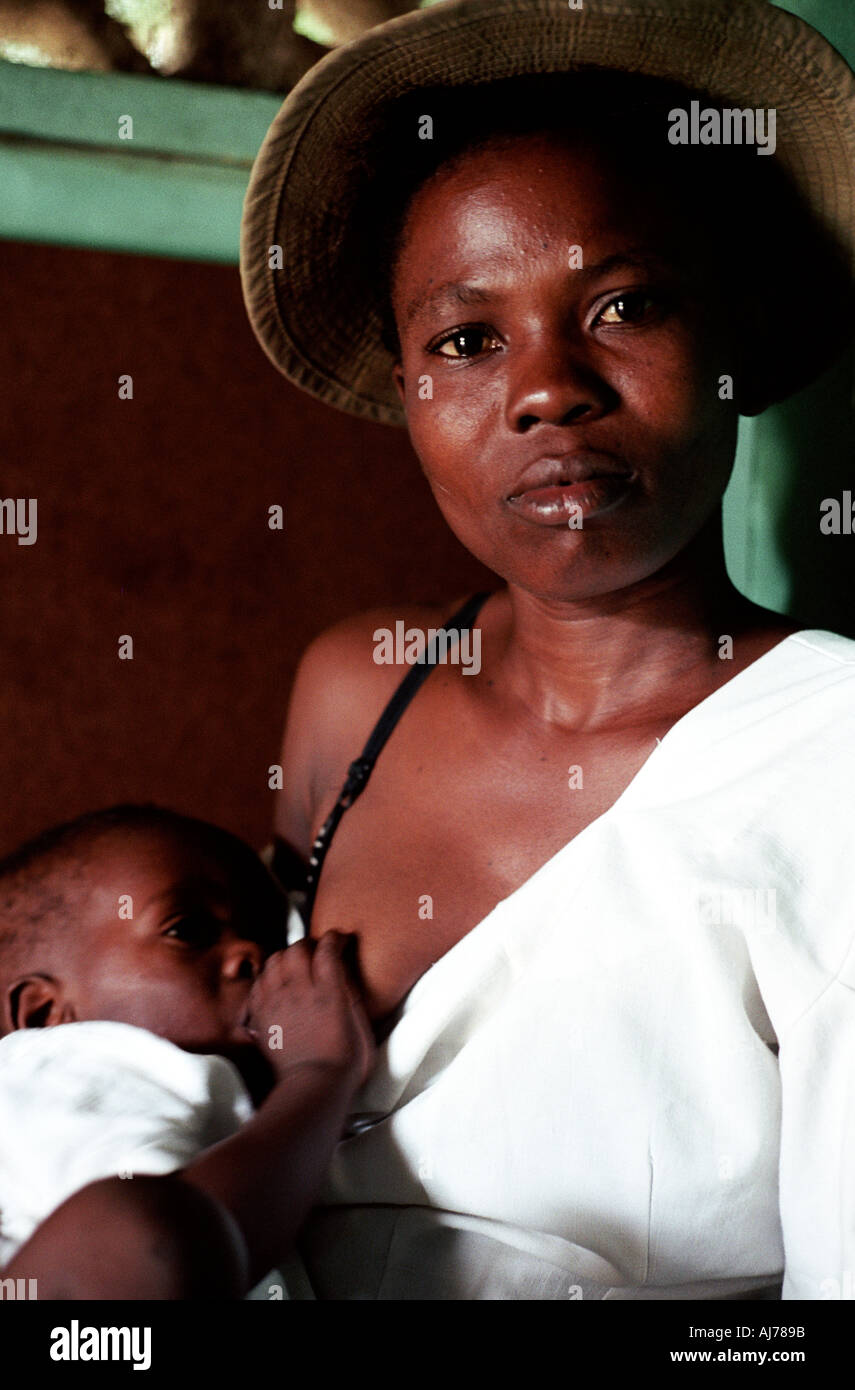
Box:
[728,0,854,624]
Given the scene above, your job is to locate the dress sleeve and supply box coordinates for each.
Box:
[0,1020,252,1266]
[777,931,855,1299]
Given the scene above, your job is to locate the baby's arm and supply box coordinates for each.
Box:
[2,932,374,1298]
[181,930,375,1286]
[1,1171,248,1299]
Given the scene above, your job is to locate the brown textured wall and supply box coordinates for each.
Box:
[0,240,492,854]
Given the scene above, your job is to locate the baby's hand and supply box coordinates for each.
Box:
[243,933,375,1088]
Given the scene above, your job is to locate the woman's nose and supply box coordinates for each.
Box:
[221,937,264,984]
[504,338,616,433]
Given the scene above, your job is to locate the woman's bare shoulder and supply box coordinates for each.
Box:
[304,599,458,670]
[295,598,474,710]
[275,598,469,853]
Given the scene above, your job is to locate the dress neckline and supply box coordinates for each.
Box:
[391,627,810,1022]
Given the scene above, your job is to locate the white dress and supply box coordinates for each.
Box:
[0,1020,288,1298]
[294,629,855,1300]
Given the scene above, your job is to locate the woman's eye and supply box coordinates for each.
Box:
[431,326,500,359]
[163,914,219,947]
[594,291,659,327]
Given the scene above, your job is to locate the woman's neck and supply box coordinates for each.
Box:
[497,513,773,729]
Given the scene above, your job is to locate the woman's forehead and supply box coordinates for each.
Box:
[395,133,687,282]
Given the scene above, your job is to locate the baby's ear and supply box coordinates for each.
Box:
[4,975,75,1031]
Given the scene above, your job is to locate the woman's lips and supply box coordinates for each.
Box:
[506,475,634,526]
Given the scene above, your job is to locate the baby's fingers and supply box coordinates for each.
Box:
[245,940,309,1017]
[259,939,312,987]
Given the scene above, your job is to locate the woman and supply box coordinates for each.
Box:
[241,0,855,1298]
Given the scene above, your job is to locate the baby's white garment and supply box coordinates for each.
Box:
[0,1020,253,1272]
[296,629,855,1300]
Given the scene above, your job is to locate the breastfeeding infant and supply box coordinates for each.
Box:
[0,803,374,1299]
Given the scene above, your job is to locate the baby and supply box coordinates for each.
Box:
[0,803,374,1299]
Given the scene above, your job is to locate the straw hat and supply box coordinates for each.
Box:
[240,0,855,427]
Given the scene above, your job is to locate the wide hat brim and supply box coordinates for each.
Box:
[240,0,855,427]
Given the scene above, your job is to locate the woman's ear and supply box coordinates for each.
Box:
[4,975,75,1031]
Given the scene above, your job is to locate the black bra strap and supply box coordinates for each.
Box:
[301,590,491,923]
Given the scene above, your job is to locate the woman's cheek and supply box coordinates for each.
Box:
[620,350,717,445]
[406,375,476,461]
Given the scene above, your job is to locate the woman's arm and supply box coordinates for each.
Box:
[274,605,444,856]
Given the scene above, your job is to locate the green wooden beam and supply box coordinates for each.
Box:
[0,59,282,262]
[0,139,253,263]
[0,58,282,161]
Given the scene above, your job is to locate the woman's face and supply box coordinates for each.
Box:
[391,132,740,601]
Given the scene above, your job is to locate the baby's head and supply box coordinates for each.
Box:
[0,806,286,1078]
